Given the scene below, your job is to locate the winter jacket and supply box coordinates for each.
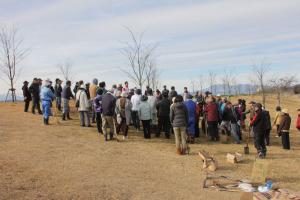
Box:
[222,107,231,121]
[131,94,141,111]
[89,84,99,99]
[205,102,219,122]
[116,97,132,125]
[54,84,62,97]
[40,86,55,102]
[96,87,107,96]
[264,110,272,130]
[76,88,90,111]
[170,102,188,127]
[273,111,283,126]
[101,92,116,116]
[29,83,40,98]
[168,90,177,101]
[62,86,74,100]
[278,113,291,134]
[22,85,31,102]
[184,99,197,134]
[296,114,300,130]
[138,101,152,121]
[156,98,171,117]
[250,109,266,134]
[93,94,102,113]
[228,106,240,124]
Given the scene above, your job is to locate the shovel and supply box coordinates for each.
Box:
[244,126,250,154]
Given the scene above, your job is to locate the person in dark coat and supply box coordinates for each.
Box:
[184,94,196,143]
[54,78,63,111]
[22,81,32,112]
[168,86,177,101]
[250,103,267,158]
[73,82,79,96]
[277,108,291,150]
[263,108,272,146]
[170,95,189,155]
[101,89,117,141]
[29,78,42,114]
[162,85,169,96]
[156,91,171,138]
[205,96,219,141]
[62,81,74,120]
[85,83,91,100]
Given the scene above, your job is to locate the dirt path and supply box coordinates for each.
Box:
[1,102,299,199]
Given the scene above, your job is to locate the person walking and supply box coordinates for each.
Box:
[76,83,91,127]
[205,96,220,141]
[131,89,142,132]
[29,78,43,115]
[156,91,171,138]
[250,103,267,158]
[184,94,197,143]
[101,89,118,141]
[138,95,152,139]
[89,78,99,123]
[54,78,63,111]
[277,108,291,150]
[61,81,74,120]
[170,95,189,155]
[115,92,132,140]
[22,81,31,112]
[40,79,55,125]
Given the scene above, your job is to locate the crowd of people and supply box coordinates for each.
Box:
[21,77,298,158]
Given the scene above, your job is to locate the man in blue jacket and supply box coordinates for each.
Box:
[40,79,55,125]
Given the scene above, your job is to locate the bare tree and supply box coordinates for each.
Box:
[221,69,234,95]
[0,25,28,102]
[57,60,74,82]
[145,59,160,90]
[269,75,297,106]
[252,59,271,107]
[198,74,204,93]
[190,79,196,94]
[121,27,157,89]
[208,71,216,94]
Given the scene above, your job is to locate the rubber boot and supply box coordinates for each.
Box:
[62,113,66,121]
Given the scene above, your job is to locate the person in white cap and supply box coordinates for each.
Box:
[277,108,291,150]
[40,79,55,125]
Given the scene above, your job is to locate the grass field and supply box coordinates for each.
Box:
[0,93,299,200]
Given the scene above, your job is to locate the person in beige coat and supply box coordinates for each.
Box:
[76,84,91,127]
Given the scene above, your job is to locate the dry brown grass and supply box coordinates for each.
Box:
[0,93,299,200]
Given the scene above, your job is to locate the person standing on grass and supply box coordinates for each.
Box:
[250,103,267,159]
[156,91,171,138]
[131,89,142,132]
[29,78,43,115]
[147,89,158,133]
[115,92,132,140]
[62,81,74,120]
[22,81,32,112]
[263,108,272,146]
[228,103,241,144]
[54,78,63,112]
[40,79,55,125]
[273,106,283,136]
[138,95,152,139]
[101,89,118,141]
[170,95,189,155]
[205,96,220,141]
[89,78,99,123]
[184,94,197,143]
[277,108,291,150]
[76,82,91,127]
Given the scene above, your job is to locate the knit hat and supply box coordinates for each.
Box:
[92,78,98,85]
[282,108,289,114]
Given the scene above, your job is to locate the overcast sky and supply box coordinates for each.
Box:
[0,0,300,95]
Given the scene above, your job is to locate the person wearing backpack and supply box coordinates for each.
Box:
[115,92,132,140]
[76,83,91,127]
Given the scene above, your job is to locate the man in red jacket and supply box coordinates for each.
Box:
[250,103,267,158]
[205,96,220,141]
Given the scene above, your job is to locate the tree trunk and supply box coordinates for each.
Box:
[10,78,15,102]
